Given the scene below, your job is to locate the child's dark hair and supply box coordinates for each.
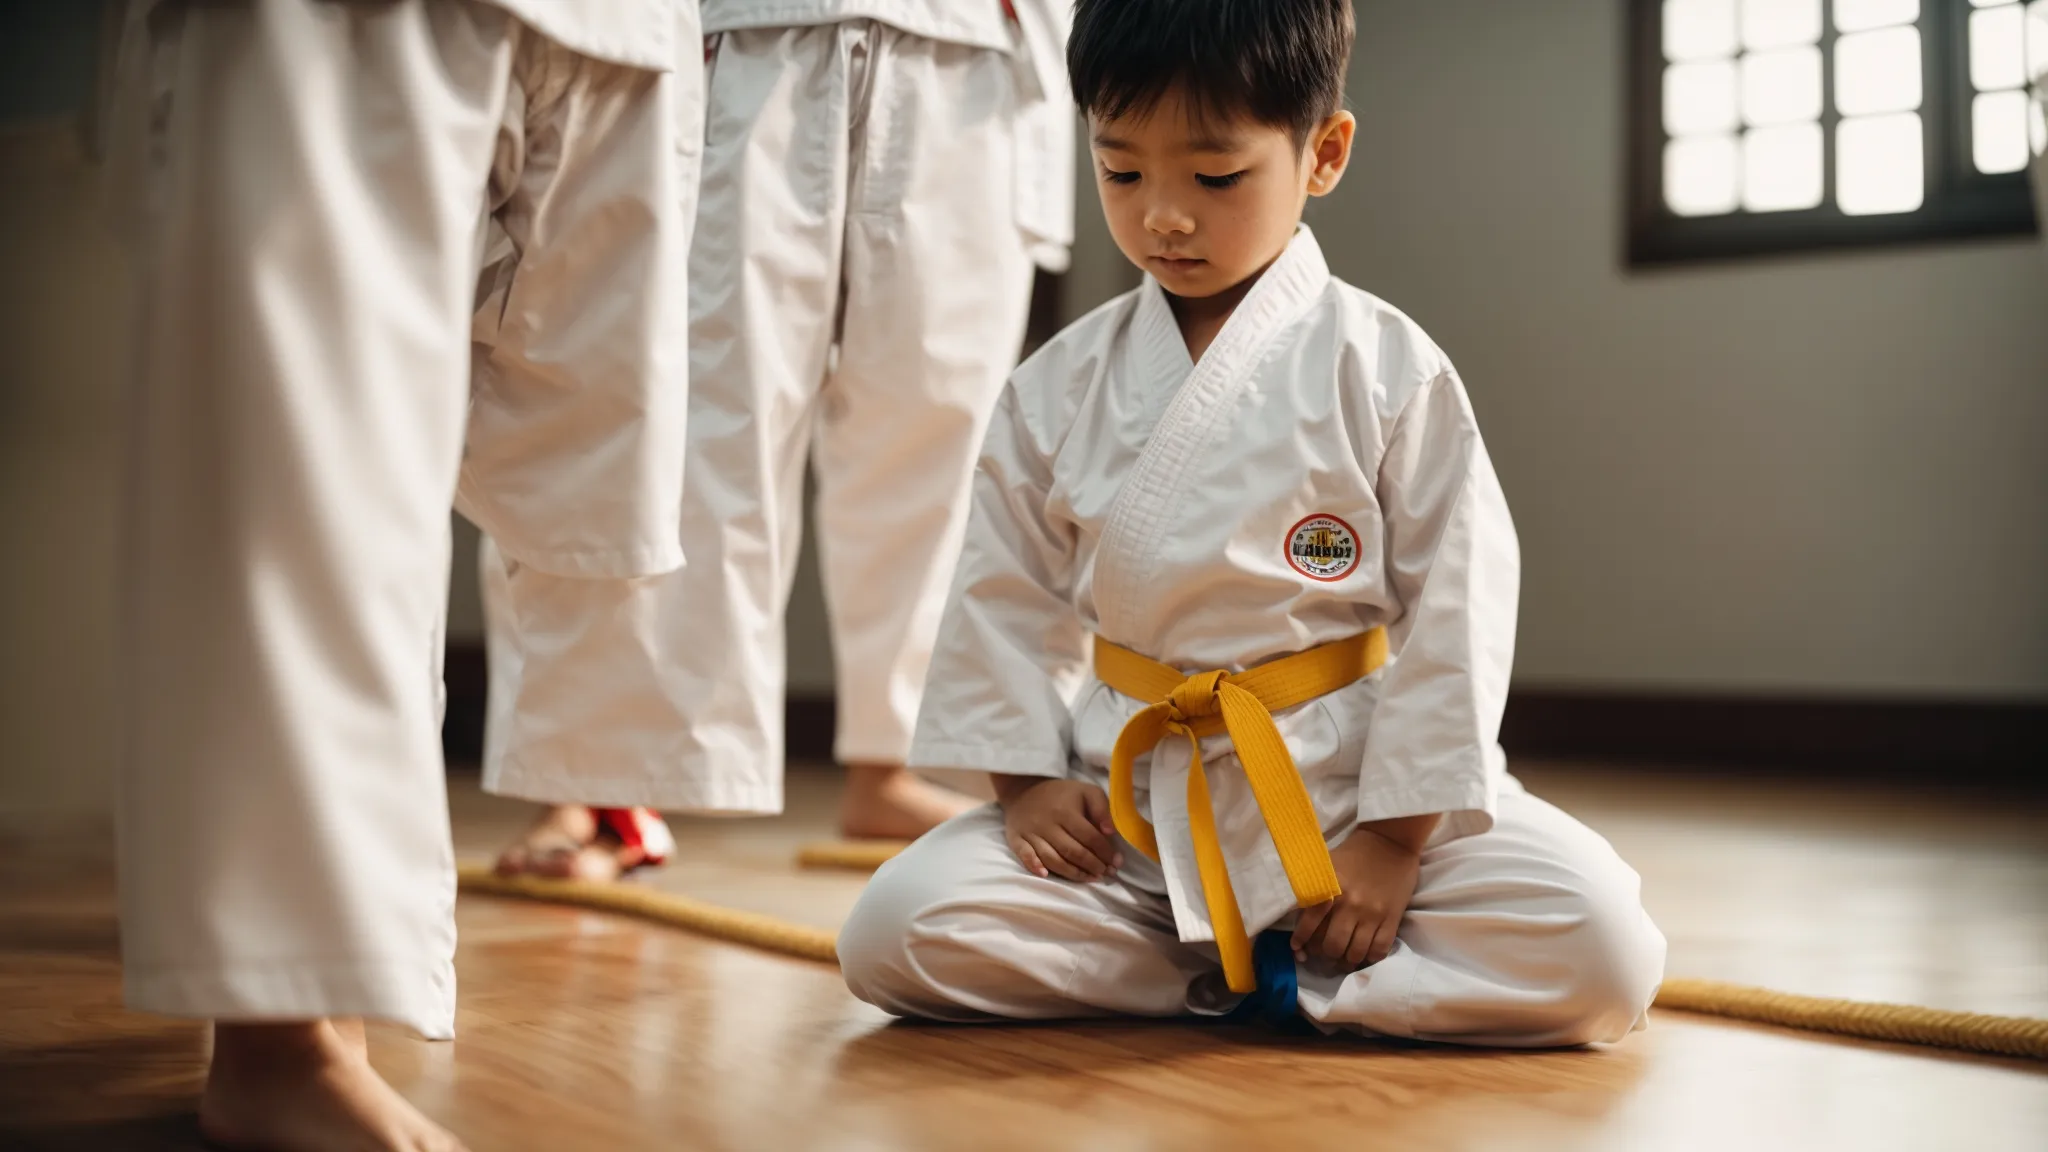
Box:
[1067,0,1354,146]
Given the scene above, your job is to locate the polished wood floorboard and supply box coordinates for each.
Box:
[2,764,2044,1150]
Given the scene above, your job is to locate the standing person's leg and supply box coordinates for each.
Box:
[478,533,639,879]
[819,31,1038,839]
[461,17,703,882]
[113,1,520,1146]
[487,23,853,876]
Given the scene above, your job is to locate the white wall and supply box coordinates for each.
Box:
[1,121,124,811]
[1319,0,2048,697]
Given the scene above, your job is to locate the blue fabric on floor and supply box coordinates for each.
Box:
[1223,930,1299,1026]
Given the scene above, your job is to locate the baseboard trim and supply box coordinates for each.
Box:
[440,643,2045,790]
[1497,689,2046,789]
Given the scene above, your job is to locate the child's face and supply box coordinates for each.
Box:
[1090,88,1354,300]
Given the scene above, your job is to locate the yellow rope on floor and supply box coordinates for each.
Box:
[795,840,911,872]
[456,866,839,965]
[461,855,2048,1062]
[1653,977,2048,1061]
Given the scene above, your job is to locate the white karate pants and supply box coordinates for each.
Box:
[482,20,1036,811]
[112,0,696,1039]
[839,788,1668,1047]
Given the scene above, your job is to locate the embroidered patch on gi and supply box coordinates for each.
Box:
[1286,514,1360,581]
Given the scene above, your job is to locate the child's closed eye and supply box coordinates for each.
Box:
[1196,171,1246,189]
[1101,166,1140,185]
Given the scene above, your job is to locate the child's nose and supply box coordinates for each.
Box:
[1142,195,1195,236]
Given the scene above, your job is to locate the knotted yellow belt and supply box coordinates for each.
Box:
[1097,630,1389,994]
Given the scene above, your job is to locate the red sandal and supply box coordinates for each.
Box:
[591,807,675,873]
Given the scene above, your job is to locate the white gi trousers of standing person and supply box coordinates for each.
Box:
[478,0,1074,814]
[107,0,702,1040]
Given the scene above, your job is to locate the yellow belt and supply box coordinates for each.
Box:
[1096,629,1389,994]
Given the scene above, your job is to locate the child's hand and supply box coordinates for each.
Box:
[994,776,1124,882]
[1289,822,1429,970]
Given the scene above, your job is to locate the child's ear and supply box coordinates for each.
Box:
[1306,110,1356,197]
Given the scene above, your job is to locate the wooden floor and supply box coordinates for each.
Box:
[3,763,2045,1150]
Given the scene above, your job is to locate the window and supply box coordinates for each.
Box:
[1628,0,2041,264]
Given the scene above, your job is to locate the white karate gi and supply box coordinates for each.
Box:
[838,229,1667,1046]
[480,0,1073,811]
[109,0,702,1040]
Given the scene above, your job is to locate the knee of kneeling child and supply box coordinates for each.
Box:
[836,881,925,1012]
[836,873,991,1017]
[1554,896,1667,1045]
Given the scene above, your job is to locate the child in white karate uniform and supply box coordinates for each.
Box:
[838,0,1667,1046]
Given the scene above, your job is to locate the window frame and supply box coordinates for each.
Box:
[1627,0,2039,266]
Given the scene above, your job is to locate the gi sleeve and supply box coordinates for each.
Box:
[906,381,1088,778]
[1356,370,1519,838]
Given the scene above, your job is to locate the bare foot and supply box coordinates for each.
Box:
[510,806,673,883]
[200,1020,468,1152]
[839,763,979,840]
[493,804,599,876]
[333,1017,368,1061]
[531,837,651,883]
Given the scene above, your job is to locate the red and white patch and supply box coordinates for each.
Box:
[1286,514,1360,581]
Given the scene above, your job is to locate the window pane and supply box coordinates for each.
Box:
[1742,46,1823,124]
[1836,27,1923,114]
[1743,0,1822,49]
[1973,4,2027,90]
[2028,2,2048,83]
[1974,90,2031,171]
[1665,61,1741,134]
[1665,0,1739,61]
[1837,113,1925,215]
[1742,123,1824,209]
[1835,0,1919,33]
[1665,135,1741,215]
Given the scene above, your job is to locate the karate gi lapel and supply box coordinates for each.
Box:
[1091,227,1333,645]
